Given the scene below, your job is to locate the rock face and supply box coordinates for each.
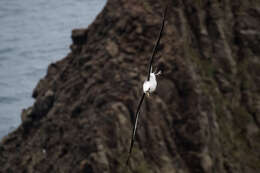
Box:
[1,0,260,172]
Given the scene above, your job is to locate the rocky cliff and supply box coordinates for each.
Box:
[1,0,260,172]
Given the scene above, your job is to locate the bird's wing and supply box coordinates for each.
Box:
[147,6,168,81]
[126,93,146,165]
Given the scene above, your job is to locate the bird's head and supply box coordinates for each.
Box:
[145,91,150,97]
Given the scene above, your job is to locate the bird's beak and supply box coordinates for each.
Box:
[145,92,150,97]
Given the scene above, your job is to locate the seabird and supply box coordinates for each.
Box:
[126,6,168,165]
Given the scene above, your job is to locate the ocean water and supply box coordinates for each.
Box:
[0,0,107,139]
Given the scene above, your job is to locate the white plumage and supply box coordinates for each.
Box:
[126,6,167,166]
[143,72,157,95]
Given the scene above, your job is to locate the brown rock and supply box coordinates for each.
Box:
[71,28,87,45]
[1,0,260,173]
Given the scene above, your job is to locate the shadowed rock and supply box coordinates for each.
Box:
[1,0,260,173]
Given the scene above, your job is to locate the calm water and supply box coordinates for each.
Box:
[0,0,107,139]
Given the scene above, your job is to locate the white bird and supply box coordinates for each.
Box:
[143,69,161,96]
[126,6,167,165]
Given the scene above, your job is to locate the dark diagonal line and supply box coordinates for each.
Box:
[126,93,146,165]
[147,6,168,81]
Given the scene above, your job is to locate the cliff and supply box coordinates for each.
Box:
[1,0,260,172]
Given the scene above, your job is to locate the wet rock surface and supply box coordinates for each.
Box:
[1,0,260,172]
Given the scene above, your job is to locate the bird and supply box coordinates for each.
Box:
[126,6,168,166]
[143,67,161,97]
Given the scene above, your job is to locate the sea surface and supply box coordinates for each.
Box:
[0,0,107,139]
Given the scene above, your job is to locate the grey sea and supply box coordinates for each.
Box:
[0,0,107,139]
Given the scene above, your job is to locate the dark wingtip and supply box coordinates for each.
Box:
[147,5,168,81]
[126,156,130,166]
[125,139,134,167]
